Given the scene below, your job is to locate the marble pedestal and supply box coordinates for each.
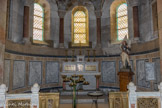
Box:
[118,69,134,92]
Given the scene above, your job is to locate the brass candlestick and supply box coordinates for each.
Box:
[62,75,67,79]
[65,49,68,62]
[87,49,90,62]
[79,41,82,55]
[72,49,75,62]
[62,74,89,108]
[93,49,96,62]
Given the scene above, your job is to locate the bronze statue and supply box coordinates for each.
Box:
[120,37,131,69]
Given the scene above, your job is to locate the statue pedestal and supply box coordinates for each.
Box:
[118,69,134,92]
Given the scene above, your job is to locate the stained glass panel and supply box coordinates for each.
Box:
[74,11,86,17]
[74,11,87,44]
[74,34,86,43]
[118,28,128,40]
[118,16,128,29]
[33,3,44,41]
[117,3,128,40]
[74,18,86,22]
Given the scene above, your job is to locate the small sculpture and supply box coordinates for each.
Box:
[120,36,131,69]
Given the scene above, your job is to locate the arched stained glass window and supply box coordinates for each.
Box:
[117,3,128,40]
[72,6,89,46]
[33,3,44,41]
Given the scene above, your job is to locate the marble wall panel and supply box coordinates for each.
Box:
[152,58,161,90]
[13,60,25,89]
[101,61,116,83]
[145,62,155,81]
[46,61,59,84]
[4,60,10,87]
[83,75,96,90]
[119,60,133,71]
[136,59,150,88]
[29,61,42,86]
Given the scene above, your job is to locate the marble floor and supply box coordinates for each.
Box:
[60,104,109,108]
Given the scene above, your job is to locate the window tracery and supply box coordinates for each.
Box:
[33,3,44,41]
[72,6,89,46]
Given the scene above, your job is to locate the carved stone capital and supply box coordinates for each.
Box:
[95,75,101,79]
[58,10,66,18]
[126,0,139,7]
[25,0,34,6]
[95,10,102,18]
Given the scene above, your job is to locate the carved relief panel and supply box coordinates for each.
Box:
[137,98,158,108]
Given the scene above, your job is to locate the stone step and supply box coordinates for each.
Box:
[59,103,109,108]
[60,95,107,104]
[60,98,106,104]
[60,90,100,96]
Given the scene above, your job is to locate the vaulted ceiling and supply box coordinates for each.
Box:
[55,0,105,10]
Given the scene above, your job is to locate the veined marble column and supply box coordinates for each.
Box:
[95,11,102,48]
[23,6,30,44]
[133,6,139,38]
[157,0,162,81]
[0,0,7,84]
[63,81,66,90]
[95,75,101,90]
[23,6,29,38]
[58,10,66,48]
[127,0,139,41]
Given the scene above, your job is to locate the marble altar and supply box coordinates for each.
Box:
[61,55,100,90]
